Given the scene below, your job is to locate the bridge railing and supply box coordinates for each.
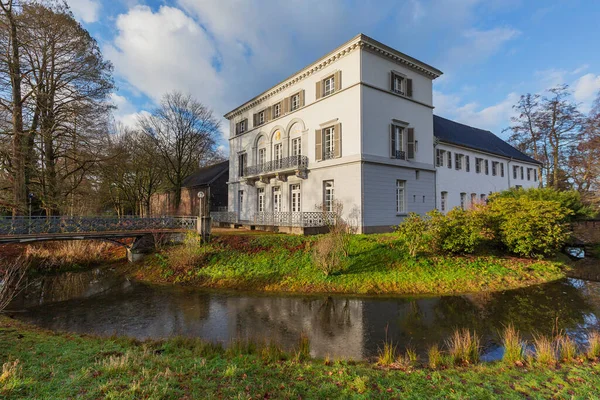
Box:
[0,216,198,236]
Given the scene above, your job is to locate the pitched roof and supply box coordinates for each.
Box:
[433,115,541,165]
[181,161,229,188]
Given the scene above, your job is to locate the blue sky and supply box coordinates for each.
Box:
[67,0,600,149]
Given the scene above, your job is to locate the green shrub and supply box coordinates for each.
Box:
[312,234,346,276]
[395,212,431,257]
[488,198,573,258]
[489,187,595,220]
[439,207,493,254]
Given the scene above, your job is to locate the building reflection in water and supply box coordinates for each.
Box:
[11,268,600,360]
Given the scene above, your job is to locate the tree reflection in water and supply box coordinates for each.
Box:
[11,269,600,361]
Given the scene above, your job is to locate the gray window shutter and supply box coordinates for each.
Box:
[390,125,396,158]
[283,97,290,113]
[265,108,271,122]
[315,129,323,161]
[390,71,395,91]
[407,128,415,159]
[235,122,239,135]
[406,79,413,97]
[333,123,342,158]
[253,114,258,127]
[315,81,322,100]
[299,90,305,107]
[334,70,342,92]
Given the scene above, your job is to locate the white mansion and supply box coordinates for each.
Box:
[215,34,540,233]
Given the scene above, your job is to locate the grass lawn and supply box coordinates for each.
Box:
[134,232,567,295]
[1,317,599,399]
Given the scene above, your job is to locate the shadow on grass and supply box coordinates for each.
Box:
[342,243,405,276]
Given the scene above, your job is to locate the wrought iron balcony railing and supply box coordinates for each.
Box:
[392,150,406,160]
[245,155,308,177]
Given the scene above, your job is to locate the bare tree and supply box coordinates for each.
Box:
[138,91,220,210]
[506,85,583,189]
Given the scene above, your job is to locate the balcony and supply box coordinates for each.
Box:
[391,150,406,160]
[244,155,309,182]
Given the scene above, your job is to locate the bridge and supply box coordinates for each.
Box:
[0,216,200,261]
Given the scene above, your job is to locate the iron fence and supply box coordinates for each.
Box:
[211,211,336,228]
[0,216,197,236]
[245,155,309,176]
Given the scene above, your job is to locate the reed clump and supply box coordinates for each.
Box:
[501,324,524,364]
[446,329,480,365]
[587,331,600,359]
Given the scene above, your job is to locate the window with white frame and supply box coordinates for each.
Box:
[237,119,247,134]
[291,138,302,157]
[257,188,265,212]
[492,161,498,176]
[533,170,537,182]
[513,165,518,179]
[258,110,265,125]
[440,191,448,212]
[290,184,301,212]
[455,154,464,170]
[460,193,467,210]
[323,180,335,212]
[396,180,406,214]
[484,159,489,175]
[471,193,477,206]
[527,168,531,181]
[391,125,405,159]
[447,151,452,168]
[273,102,281,118]
[238,190,244,213]
[393,74,405,95]
[291,94,300,111]
[500,163,505,177]
[436,149,445,167]
[323,126,335,160]
[520,166,524,180]
[272,187,281,212]
[258,148,266,166]
[475,158,482,173]
[273,143,283,168]
[480,194,487,202]
[323,75,335,96]
[465,155,471,172]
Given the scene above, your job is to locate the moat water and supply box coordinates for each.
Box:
[8,267,600,360]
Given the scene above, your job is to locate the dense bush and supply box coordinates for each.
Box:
[394,212,431,257]
[396,193,573,258]
[488,198,573,258]
[489,187,595,220]
[395,208,493,257]
[439,207,493,254]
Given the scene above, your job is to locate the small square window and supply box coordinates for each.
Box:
[291,94,300,111]
[323,76,335,96]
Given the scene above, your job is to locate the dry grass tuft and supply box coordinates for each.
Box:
[532,335,556,365]
[446,329,480,365]
[587,331,600,359]
[501,324,524,364]
[25,240,116,270]
[0,360,21,384]
[427,344,443,369]
[557,335,578,363]
[377,341,397,367]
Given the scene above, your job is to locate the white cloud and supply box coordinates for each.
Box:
[572,64,590,75]
[104,5,224,108]
[66,0,101,23]
[434,90,519,133]
[110,93,150,129]
[445,27,521,66]
[573,73,600,112]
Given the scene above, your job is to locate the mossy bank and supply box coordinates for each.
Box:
[133,232,567,295]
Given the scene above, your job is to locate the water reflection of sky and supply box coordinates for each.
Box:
[9,268,600,361]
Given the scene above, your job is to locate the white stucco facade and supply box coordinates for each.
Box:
[218,34,541,233]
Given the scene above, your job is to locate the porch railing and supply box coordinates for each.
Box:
[211,211,336,228]
[245,155,309,177]
[0,216,197,236]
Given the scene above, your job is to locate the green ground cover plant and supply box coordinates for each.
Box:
[2,317,600,399]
